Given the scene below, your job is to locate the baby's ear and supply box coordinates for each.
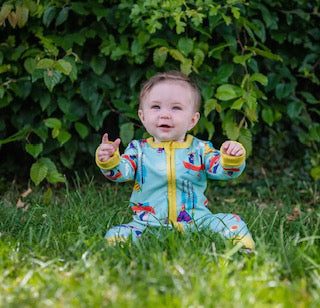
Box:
[189,112,200,130]
[138,109,144,122]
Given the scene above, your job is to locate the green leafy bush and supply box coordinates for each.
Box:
[0,0,319,186]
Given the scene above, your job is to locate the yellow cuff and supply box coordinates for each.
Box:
[231,235,255,250]
[220,142,246,167]
[95,145,121,169]
[172,222,185,232]
[106,236,128,246]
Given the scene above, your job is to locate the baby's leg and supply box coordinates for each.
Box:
[198,213,255,249]
[105,222,146,245]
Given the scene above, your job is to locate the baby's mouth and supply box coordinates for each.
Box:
[158,124,173,129]
[158,124,173,131]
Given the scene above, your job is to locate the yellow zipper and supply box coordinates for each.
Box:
[166,143,184,232]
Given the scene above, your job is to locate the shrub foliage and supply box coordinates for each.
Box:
[0,0,319,185]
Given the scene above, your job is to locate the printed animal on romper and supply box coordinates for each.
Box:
[117,224,143,238]
[177,204,192,223]
[131,202,155,221]
[181,180,197,210]
[122,154,137,171]
[102,169,122,180]
[183,152,205,176]
[133,154,147,192]
[223,167,240,177]
[208,154,221,174]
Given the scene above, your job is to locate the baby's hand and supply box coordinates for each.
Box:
[222,141,244,157]
[97,133,121,162]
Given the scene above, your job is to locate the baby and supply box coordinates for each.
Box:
[96,71,254,249]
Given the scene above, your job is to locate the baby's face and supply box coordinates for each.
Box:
[138,81,200,143]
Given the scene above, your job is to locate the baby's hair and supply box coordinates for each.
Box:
[139,71,201,111]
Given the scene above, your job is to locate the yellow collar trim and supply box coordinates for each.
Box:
[147,134,193,149]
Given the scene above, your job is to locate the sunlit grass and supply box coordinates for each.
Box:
[0,170,319,307]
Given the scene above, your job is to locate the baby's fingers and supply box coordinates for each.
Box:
[222,141,243,156]
[113,138,121,150]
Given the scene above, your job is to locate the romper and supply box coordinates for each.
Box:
[96,134,254,249]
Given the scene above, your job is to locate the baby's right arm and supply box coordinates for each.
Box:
[96,133,121,162]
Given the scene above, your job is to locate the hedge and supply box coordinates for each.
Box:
[0,0,319,188]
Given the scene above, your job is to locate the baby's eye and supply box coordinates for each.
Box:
[151,105,160,109]
[172,106,182,110]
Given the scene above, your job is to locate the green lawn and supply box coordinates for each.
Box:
[1,168,319,307]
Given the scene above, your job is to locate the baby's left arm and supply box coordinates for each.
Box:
[204,140,246,180]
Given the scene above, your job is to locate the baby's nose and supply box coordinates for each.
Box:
[159,109,171,118]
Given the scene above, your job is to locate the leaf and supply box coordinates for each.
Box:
[55,7,69,26]
[287,101,304,119]
[43,70,62,92]
[8,11,18,28]
[25,143,43,158]
[231,6,240,19]
[204,120,215,140]
[40,157,65,184]
[39,92,51,111]
[153,47,168,67]
[57,129,71,145]
[246,46,282,62]
[193,48,205,68]
[52,128,60,138]
[212,64,234,84]
[249,73,268,86]
[63,56,78,82]
[310,123,320,142]
[261,106,274,126]
[30,161,48,185]
[120,122,134,146]
[233,54,252,66]
[21,188,32,198]
[24,58,36,74]
[43,187,53,205]
[0,128,29,145]
[247,89,257,109]
[204,99,217,117]
[275,83,292,99]
[54,59,72,75]
[180,59,192,76]
[16,198,25,208]
[44,118,61,129]
[231,98,245,110]
[215,84,245,101]
[43,6,57,27]
[225,121,240,140]
[209,43,234,60]
[311,166,320,181]
[0,3,13,25]
[87,110,110,131]
[90,56,106,75]
[300,92,319,105]
[33,125,48,142]
[169,49,185,63]
[238,127,252,157]
[177,38,194,56]
[75,122,89,139]
[16,5,29,28]
[80,80,97,103]
[36,58,54,69]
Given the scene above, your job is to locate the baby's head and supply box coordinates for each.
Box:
[139,71,201,112]
[138,71,201,143]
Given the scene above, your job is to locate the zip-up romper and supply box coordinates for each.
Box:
[96,135,254,249]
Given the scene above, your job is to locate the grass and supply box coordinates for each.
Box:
[0,167,320,307]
